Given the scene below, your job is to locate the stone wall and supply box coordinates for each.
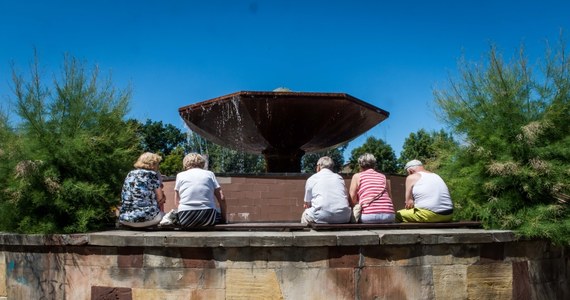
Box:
[0,229,568,299]
[162,174,407,222]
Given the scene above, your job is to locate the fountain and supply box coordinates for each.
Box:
[178,90,389,172]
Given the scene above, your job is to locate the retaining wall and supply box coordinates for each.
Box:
[0,229,568,299]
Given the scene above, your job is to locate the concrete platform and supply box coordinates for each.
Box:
[1,228,514,248]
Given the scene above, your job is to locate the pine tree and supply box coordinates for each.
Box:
[0,54,139,233]
[434,43,570,245]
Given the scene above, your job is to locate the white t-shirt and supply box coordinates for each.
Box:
[304,168,350,215]
[412,171,453,213]
[175,168,220,212]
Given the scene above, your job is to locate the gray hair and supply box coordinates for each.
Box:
[316,156,334,170]
[358,153,376,170]
[404,159,423,171]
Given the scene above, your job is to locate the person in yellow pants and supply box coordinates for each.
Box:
[396,160,454,223]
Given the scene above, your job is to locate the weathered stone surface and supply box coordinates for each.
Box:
[64,264,91,300]
[117,247,144,268]
[466,263,512,299]
[5,251,67,300]
[214,247,269,269]
[132,288,226,300]
[226,269,283,299]
[362,245,422,267]
[0,230,567,299]
[359,265,435,299]
[265,247,329,269]
[512,261,531,300]
[336,230,379,246]
[328,246,360,268]
[277,267,355,300]
[528,258,568,300]
[91,286,132,300]
[180,247,216,268]
[432,265,468,299]
[164,231,251,248]
[143,268,224,290]
[248,232,294,247]
[480,243,505,262]
[64,246,117,267]
[0,251,5,297]
[144,247,183,268]
[292,231,337,247]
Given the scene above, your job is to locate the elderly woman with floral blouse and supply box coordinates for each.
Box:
[119,152,166,228]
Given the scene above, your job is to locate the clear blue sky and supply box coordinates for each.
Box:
[1,0,569,158]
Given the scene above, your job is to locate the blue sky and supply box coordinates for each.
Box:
[1,0,569,158]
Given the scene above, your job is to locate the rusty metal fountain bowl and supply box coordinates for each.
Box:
[179,90,389,172]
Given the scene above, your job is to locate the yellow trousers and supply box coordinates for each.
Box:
[396,208,453,223]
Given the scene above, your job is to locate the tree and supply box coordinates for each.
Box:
[160,146,185,176]
[434,43,570,245]
[185,131,265,173]
[301,144,347,173]
[0,54,139,233]
[348,137,398,174]
[398,129,458,174]
[131,119,185,156]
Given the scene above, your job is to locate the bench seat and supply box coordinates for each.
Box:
[308,221,482,231]
[120,221,482,231]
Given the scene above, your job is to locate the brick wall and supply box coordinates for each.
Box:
[162,174,406,222]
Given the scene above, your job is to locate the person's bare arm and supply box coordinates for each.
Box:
[214,188,226,222]
[348,173,360,207]
[174,190,180,208]
[155,186,166,206]
[404,173,420,209]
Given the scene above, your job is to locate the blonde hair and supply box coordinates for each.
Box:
[183,153,206,170]
[133,152,162,170]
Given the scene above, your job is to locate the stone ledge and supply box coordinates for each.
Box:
[0,229,517,248]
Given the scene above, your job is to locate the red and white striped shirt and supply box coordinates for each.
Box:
[357,169,395,214]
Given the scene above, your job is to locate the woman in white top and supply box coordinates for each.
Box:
[174,153,226,228]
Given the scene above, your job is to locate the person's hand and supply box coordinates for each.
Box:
[405,198,414,209]
[303,202,311,209]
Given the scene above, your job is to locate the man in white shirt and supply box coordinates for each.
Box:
[396,159,454,222]
[301,156,351,224]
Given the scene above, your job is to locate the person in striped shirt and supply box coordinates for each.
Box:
[349,153,396,223]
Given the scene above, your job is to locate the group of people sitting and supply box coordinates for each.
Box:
[118,152,225,229]
[301,154,454,224]
[118,151,454,229]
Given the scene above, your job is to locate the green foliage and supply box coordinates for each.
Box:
[434,43,570,245]
[185,132,265,173]
[399,129,458,174]
[160,146,184,176]
[0,54,139,233]
[348,137,398,174]
[131,119,185,156]
[301,144,347,173]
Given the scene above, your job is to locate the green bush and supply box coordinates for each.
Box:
[434,44,570,245]
[0,54,139,233]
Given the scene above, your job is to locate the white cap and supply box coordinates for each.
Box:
[404,159,423,170]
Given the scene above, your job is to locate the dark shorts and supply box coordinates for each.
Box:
[177,208,220,228]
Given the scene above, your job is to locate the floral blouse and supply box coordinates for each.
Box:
[119,169,161,223]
